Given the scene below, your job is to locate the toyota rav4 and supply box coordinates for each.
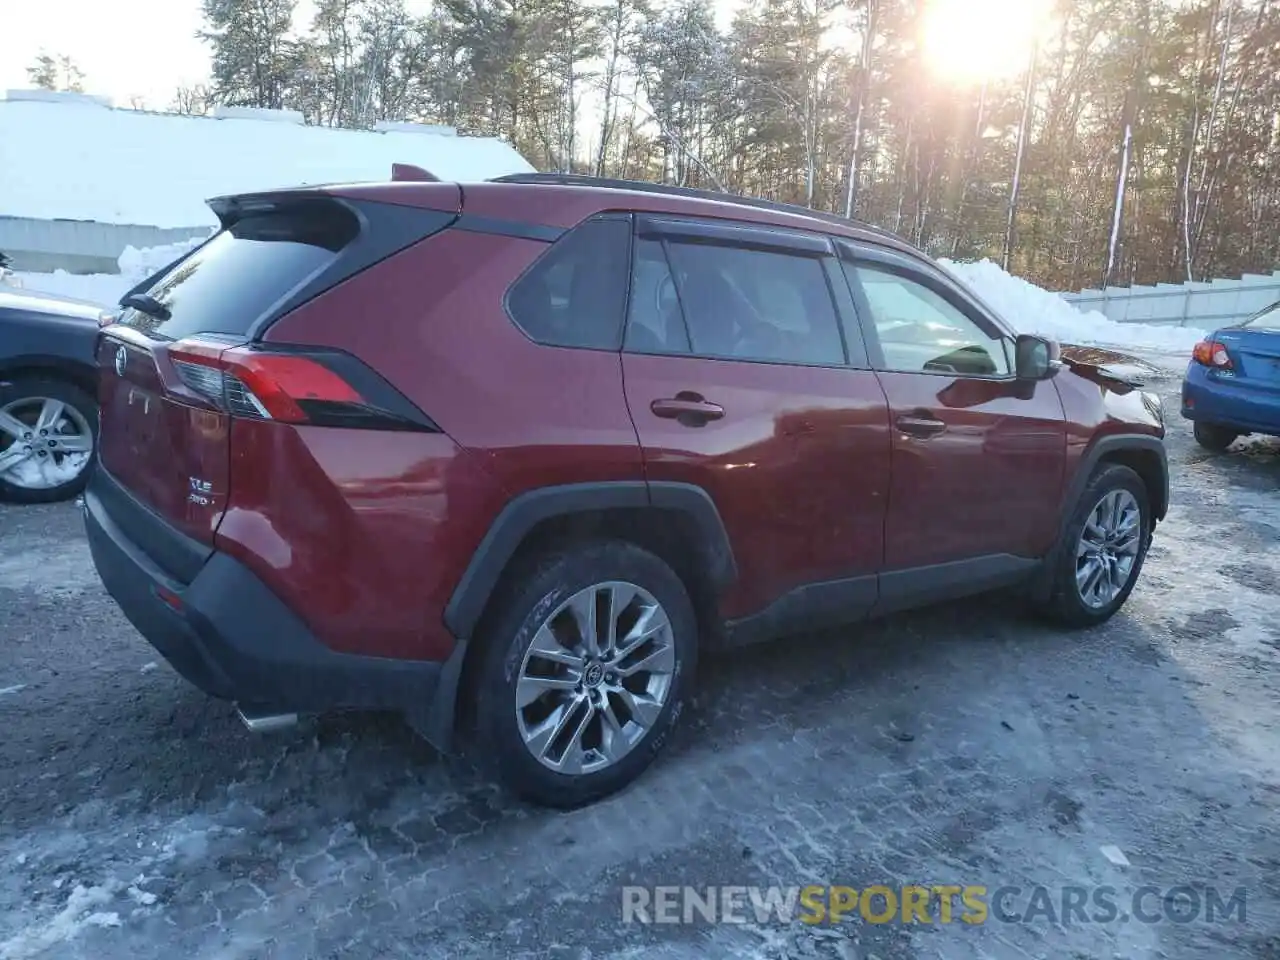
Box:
[85,173,1169,808]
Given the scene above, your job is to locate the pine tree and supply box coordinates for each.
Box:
[26,53,85,92]
[201,0,299,109]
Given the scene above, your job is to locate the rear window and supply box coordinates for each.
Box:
[1241,303,1280,331]
[118,206,358,341]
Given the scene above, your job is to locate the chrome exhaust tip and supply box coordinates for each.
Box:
[235,705,298,733]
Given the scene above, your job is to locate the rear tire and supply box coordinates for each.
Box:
[1038,464,1151,629]
[474,540,697,809]
[1193,421,1239,452]
[0,378,97,504]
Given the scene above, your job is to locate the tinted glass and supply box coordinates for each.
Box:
[507,217,631,350]
[852,264,1011,376]
[657,241,846,365]
[624,238,691,354]
[117,208,356,341]
[1241,303,1280,330]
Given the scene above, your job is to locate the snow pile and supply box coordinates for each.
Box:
[940,258,1207,355]
[117,236,209,278]
[0,94,533,228]
[7,235,209,307]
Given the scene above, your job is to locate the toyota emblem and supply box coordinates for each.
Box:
[114,346,128,377]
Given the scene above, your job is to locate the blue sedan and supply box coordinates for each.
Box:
[1181,301,1280,450]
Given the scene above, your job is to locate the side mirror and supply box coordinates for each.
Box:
[1015,334,1061,381]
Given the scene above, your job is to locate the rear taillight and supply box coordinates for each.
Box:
[168,339,438,432]
[1193,340,1233,369]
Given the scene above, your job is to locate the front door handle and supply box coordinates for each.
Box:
[895,412,947,439]
[651,394,725,426]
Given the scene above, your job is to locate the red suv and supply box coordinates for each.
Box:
[85,173,1168,807]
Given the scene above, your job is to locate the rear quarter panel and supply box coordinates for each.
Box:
[215,421,508,660]
[260,227,645,654]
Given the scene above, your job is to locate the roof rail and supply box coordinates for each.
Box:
[487,173,901,242]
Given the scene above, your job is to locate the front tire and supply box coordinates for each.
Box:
[474,540,697,809]
[1193,421,1239,452]
[1039,464,1151,628]
[0,378,97,504]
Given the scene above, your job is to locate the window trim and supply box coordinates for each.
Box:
[838,244,1017,381]
[638,215,833,258]
[501,212,635,353]
[622,219,855,369]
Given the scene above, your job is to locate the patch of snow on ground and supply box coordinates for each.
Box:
[0,882,122,960]
[941,258,1208,355]
[7,235,210,308]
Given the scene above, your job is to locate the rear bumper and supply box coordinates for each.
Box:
[1181,364,1280,436]
[83,471,461,728]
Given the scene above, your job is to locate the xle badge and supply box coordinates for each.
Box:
[188,476,213,507]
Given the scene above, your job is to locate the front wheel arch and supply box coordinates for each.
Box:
[1028,435,1167,604]
[1035,462,1153,627]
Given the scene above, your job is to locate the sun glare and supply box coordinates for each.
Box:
[921,0,1051,84]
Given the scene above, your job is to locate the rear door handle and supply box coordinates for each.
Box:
[895,412,947,439]
[651,395,725,426]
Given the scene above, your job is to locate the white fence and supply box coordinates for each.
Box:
[1061,271,1280,329]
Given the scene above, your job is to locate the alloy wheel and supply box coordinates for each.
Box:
[515,581,676,775]
[1075,489,1142,609]
[0,397,94,491]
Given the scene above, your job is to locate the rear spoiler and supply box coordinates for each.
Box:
[207,189,335,229]
[120,172,448,307]
[208,164,440,227]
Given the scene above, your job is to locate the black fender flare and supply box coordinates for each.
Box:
[1030,433,1169,601]
[1066,434,1169,523]
[0,354,97,396]
[442,480,736,643]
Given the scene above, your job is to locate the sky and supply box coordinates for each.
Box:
[1,0,211,109]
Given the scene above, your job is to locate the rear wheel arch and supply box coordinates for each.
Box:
[443,482,734,741]
[0,357,97,399]
[444,481,735,643]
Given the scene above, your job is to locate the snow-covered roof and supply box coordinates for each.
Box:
[0,90,536,229]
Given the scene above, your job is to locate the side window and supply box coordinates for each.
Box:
[625,236,846,365]
[851,263,1012,377]
[625,238,691,354]
[506,217,631,350]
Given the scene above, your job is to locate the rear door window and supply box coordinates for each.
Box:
[626,235,847,366]
[506,216,632,350]
[117,207,357,341]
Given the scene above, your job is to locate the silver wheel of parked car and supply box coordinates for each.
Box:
[0,394,94,491]
[515,580,677,775]
[1075,488,1142,609]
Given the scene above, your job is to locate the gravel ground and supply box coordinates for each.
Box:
[1,371,1278,960]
